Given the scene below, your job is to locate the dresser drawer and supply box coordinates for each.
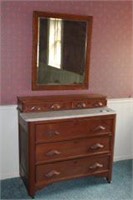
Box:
[23,102,72,112]
[35,117,113,143]
[36,136,110,164]
[72,99,106,109]
[36,155,110,184]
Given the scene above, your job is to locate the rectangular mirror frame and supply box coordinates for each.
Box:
[32,11,93,90]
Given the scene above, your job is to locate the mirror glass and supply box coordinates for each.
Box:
[32,12,93,90]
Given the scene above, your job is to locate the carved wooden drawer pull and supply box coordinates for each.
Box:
[90,143,104,150]
[45,170,60,178]
[46,150,61,157]
[89,162,103,169]
[93,125,106,132]
[94,102,103,107]
[76,102,86,108]
[46,130,60,137]
[50,104,61,110]
[30,106,41,111]
[30,106,36,111]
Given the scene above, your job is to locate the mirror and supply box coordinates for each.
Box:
[32,11,93,90]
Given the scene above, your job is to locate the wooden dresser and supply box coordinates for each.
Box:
[17,94,116,197]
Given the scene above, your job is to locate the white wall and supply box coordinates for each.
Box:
[0,105,19,180]
[108,98,133,161]
[0,98,133,180]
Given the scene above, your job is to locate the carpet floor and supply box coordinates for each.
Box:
[1,159,132,200]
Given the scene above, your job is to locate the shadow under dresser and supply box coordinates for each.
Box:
[17,94,116,197]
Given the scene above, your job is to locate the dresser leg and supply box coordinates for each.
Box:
[29,193,35,199]
[29,191,35,199]
[106,177,112,183]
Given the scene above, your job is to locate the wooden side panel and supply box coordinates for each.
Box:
[18,116,29,189]
[19,116,36,197]
[28,123,36,197]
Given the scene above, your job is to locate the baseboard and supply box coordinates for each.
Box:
[114,155,133,162]
[0,172,19,180]
[108,98,133,103]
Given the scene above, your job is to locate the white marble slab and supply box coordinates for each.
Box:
[20,107,116,122]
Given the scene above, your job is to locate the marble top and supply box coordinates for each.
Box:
[20,107,116,122]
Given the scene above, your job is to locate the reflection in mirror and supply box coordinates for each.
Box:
[32,12,93,90]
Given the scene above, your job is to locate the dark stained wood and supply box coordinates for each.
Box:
[17,94,107,112]
[35,116,114,143]
[18,94,116,197]
[18,115,29,191]
[36,155,110,184]
[36,136,111,164]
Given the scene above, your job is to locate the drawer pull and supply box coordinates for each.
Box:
[90,143,104,150]
[94,102,103,107]
[50,104,61,110]
[98,102,103,106]
[37,107,41,111]
[45,170,60,178]
[31,106,35,110]
[93,125,106,132]
[30,106,41,111]
[46,150,61,157]
[46,130,60,137]
[89,162,103,169]
[76,102,86,108]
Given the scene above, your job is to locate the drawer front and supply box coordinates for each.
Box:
[35,118,113,143]
[72,99,106,109]
[36,136,110,164]
[23,102,72,112]
[23,104,47,112]
[36,155,110,184]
